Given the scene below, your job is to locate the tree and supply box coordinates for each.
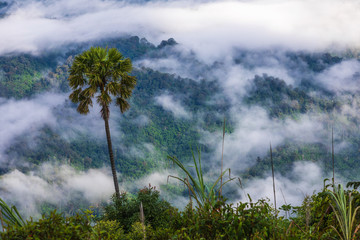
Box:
[68,47,136,198]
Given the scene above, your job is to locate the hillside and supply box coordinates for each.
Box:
[0,35,360,208]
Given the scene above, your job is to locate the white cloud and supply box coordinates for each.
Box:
[64,168,114,203]
[241,161,344,211]
[0,169,61,217]
[201,107,325,170]
[316,60,360,93]
[0,163,116,218]
[155,93,191,119]
[0,93,66,163]
[136,57,193,78]
[133,114,149,126]
[0,0,359,60]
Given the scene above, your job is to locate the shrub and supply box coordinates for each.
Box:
[102,185,175,232]
[91,220,125,240]
[169,197,277,239]
[0,210,92,240]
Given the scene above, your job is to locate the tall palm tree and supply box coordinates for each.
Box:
[68,47,136,198]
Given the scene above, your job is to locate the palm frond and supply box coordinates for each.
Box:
[106,81,121,96]
[116,97,130,113]
[69,88,82,103]
[77,97,93,114]
[96,91,112,106]
[118,58,133,73]
[0,198,25,228]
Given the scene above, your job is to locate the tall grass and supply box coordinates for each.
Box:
[332,127,335,188]
[270,143,277,215]
[325,184,360,240]
[0,198,25,230]
[220,117,226,197]
[168,148,235,208]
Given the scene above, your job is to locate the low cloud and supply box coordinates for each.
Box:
[0,163,186,218]
[0,93,66,164]
[54,95,125,143]
[155,93,191,119]
[136,57,195,79]
[213,62,295,104]
[0,0,359,60]
[134,45,207,81]
[0,163,115,218]
[316,60,360,93]
[0,169,60,217]
[202,107,326,171]
[241,161,343,211]
[132,114,149,127]
[0,91,126,167]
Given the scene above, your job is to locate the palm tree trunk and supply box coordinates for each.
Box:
[104,116,120,199]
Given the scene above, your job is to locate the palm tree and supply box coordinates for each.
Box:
[68,47,136,198]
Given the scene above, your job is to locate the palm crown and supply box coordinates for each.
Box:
[68,47,136,119]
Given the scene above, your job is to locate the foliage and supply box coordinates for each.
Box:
[126,222,153,240]
[68,46,136,116]
[287,191,333,239]
[0,198,25,229]
[102,185,174,233]
[3,185,360,239]
[2,38,358,186]
[325,184,360,240]
[168,148,235,209]
[0,54,59,98]
[165,197,279,239]
[91,220,125,240]
[0,210,92,240]
[347,181,360,190]
[244,74,340,118]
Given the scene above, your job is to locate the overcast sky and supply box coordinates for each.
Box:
[1,0,359,60]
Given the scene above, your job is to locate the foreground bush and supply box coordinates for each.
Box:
[102,185,175,232]
[166,198,277,239]
[0,210,92,240]
[91,220,125,240]
[2,184,360,239]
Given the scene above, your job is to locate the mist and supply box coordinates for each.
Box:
[240,161,337,211]
[0,93,66,166]
[0,163,115,218]
[316,60,360,93]
[0,161,188,218]
[1,0,360,59]
[155,93,192,119]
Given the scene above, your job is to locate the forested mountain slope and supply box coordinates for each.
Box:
[1,35,360,216]
[1,36,359,178]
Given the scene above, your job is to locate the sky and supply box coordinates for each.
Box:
[0,0,360,215]
[1,0,360,59]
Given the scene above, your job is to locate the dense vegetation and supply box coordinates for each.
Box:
[244,74,340,118]
[2,181,360,239]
